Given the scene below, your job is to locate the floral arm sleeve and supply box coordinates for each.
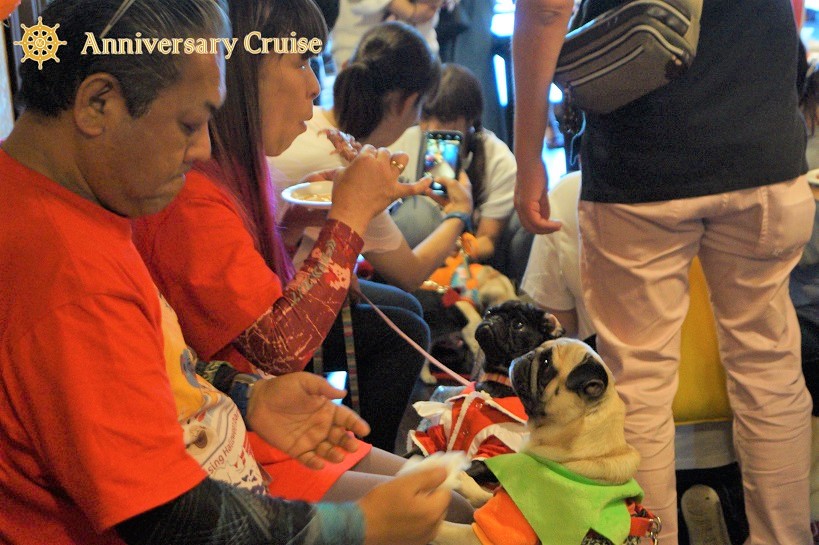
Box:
[232,219,364,375]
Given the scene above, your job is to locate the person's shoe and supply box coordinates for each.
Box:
[681,485,731,545]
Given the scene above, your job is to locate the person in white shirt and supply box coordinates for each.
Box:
[270,21,474,292]
[331,0,444,70]
[390,63,516,262]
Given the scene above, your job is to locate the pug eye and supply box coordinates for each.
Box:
[513,320,525,331]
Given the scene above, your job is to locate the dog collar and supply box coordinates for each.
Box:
[480,372,513,387]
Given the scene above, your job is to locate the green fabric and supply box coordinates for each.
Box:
[485,452,643,545]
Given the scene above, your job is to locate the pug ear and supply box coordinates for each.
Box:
[541,312,565,339]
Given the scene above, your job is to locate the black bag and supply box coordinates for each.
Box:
[554,0,702,114]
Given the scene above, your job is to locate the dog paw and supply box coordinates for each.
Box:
[420,361,438,385]
[397,451,470,490]
[456,471,494,507]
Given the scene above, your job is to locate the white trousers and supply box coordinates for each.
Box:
[579,177,815,545]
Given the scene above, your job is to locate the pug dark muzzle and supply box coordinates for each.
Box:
[474,302,558,373]
[510,345,610,420]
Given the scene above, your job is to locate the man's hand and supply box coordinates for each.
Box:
[358,468,451,545]
[514,162,562,234]
[246,372,371,470]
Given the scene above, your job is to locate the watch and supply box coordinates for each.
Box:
[229,373,259,424]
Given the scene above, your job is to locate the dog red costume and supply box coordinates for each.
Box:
[408,383,528,461]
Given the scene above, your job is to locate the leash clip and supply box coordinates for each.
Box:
[648,515,662,544]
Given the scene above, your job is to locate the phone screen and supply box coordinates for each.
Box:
[420,130,463,193]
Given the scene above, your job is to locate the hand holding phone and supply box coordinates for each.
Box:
[419,130,463,195]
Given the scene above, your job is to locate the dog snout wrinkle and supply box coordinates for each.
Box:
[510,347,559,419]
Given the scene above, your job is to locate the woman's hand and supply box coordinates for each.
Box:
[514,161,562,234]
[429,170,474,216]
[329,145,431,235]
[279,205,328,246]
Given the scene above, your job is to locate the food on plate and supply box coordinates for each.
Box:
[291,186,332,202]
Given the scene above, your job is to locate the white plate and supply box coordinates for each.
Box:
[281,181,333,208]
[808,168,819,187]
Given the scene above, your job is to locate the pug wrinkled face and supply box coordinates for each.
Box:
[509,338,611,425]
[474,301,563,374]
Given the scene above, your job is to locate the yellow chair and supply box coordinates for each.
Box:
[673,257,732,424]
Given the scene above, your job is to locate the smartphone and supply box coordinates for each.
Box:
[418,130,463,194]
[323,371,348,405]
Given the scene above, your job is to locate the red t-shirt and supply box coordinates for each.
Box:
[0,150,205,544]
[133,170,370,501]
[134,171,283,370]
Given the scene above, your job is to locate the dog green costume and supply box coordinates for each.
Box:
[472,453,644,545]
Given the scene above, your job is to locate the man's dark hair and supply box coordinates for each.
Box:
[17,0,230,118]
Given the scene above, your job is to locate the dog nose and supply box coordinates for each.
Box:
[509,350,535,376]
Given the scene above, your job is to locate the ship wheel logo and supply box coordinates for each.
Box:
[14,17,68,70]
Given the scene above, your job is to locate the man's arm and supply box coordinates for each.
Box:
[117,467,453,545]
[512,0,573,234]
[116,478,363,545]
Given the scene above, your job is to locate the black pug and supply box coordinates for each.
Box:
[463,300,563,485]
[473,300,565,398]
[407,301,564,490]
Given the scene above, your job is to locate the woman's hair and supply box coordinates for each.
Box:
[18,0,230,118]
[334,21,440,139]
[421,63,487,206]
[201,0,328,282]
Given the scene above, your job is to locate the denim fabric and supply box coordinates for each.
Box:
[320,279,429,451]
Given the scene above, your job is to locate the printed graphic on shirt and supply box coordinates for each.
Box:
[157,292,267,495]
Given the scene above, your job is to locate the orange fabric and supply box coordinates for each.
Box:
[472,489,538,545]
[409,384,527,460]
[428,253,483,288]
[133,170,369,499]
[248,433,371,501]
[0,150,205,544]
[793,0,805,28]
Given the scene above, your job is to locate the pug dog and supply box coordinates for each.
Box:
[408,302,563,502]
[420,265,519,384]
[474,301,565,398]
[432,338,645,545]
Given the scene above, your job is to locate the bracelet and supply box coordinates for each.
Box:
[442,211,473,234]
